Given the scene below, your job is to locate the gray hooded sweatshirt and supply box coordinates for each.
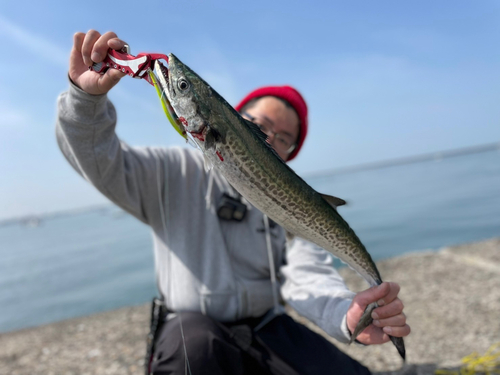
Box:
[55,82,356,343]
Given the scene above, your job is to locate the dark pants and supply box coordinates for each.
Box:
[150,312,371,375]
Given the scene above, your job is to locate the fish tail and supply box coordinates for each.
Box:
[350,298,406,361]
[390,336,406,360]
[374,281,405,359]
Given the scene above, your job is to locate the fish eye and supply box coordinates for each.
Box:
[178,79,190,91]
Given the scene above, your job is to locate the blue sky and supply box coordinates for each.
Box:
[0,1,499,220]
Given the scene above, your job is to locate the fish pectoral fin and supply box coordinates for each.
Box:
[203,153,214,172]
[204,126,222,152]
[320,194,347,209]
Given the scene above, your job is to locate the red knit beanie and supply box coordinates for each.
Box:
[235,86,308,161]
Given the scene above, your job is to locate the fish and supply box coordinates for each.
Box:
[161,53,405,360]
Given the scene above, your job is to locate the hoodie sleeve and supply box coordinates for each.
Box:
[280,237,356,343]
[55,81,166,225]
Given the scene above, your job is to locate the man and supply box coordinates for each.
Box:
[56,30,410,375]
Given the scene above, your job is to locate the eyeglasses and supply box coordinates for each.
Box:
[242,112,297,155]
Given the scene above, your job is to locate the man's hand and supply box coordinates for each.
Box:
[69,30,127,95]
[346,282,410,345]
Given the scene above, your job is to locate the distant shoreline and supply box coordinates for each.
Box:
[304,141,500,178]
[0,203,114,228]
[1,237,499,374]
[2,141,499,224]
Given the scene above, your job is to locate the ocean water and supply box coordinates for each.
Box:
[309,149,500,260]
[0,150,499,333]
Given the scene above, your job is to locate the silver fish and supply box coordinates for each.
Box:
[162,53,405,359]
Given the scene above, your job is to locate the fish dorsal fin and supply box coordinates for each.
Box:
[243,118,285,162]
[320,194,347,209]
[244,118,268,143]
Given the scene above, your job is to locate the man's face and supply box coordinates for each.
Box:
[242,97,300,161]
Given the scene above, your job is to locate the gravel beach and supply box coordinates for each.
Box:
[1,238,499,375]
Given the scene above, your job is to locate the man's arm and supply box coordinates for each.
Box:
[56,30,165,224]
[280,238,356,343]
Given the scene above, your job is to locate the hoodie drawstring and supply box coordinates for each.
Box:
[205,169,214,210]
[263,215,280,314]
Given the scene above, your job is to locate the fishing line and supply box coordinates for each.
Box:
[178,311,193,375]
[151,68,237,374]
[152,68,194,374]
[263,215,280,313]
[154,137,193,375]
[205,170,215,210]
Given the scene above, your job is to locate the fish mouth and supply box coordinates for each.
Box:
[163,53,206,140]
[161,62,172,96]
[166,54,176,96]
[153,60,172,98]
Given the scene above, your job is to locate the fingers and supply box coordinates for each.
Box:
[371,298,411,337]
[372,297,404,320]
[97,68,126,92]
[69,32,88,83]
[348,282,411,344]
[108,37,127,51]
[91,31,119,63]
[81,30,101,66]
[80,30,126,67]
[351,284,385,310]
[73,32,85,53]
[372,312,406,328]
[69,30,127,94]
[353,282,398,311]
[377,282,400,306]
[382,324,411,338]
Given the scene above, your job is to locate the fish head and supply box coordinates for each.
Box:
[165,53,213,138]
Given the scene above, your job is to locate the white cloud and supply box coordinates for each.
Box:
[0,14,68,67]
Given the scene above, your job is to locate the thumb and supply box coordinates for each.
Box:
[353,282,390,311]
[97,69,126,93]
